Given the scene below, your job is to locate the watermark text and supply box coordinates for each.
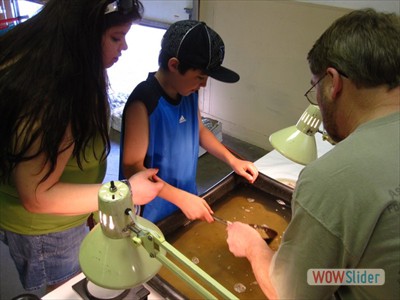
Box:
[307,269,385,285]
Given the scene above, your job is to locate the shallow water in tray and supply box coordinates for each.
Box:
[157,186,290,299]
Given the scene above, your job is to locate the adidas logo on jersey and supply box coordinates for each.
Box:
[179,115,186,123]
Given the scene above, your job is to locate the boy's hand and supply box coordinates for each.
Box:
[179,195,214,223]
[232,159,259,184]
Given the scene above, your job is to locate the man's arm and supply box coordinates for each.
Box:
[226,222,278,299]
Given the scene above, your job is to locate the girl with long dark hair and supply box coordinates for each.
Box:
[0,0,163,292]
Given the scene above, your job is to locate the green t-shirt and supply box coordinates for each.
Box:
[0,137,107,235]
[271,112,400,299]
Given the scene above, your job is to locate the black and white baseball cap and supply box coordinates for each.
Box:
[161,20,240,83]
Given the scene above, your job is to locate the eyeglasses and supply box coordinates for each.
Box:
[304,74,326,105]
[104,0,137,15]
[304,70,348,105]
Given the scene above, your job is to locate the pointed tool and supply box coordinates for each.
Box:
[212,215,278,244]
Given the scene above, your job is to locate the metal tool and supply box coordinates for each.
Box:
[212,215,231,226]
[212,215,278,244]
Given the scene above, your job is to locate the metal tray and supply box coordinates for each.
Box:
[147,172,293,299]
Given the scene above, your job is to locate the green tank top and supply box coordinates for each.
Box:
[0,137,107,235]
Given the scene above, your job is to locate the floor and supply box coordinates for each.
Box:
[0,130,268,299]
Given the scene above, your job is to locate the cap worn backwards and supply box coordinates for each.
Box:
[161,20,240,83]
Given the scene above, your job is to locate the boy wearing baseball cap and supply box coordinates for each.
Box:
[119,20,258,223]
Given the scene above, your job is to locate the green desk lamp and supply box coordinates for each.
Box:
[79,180,238,300]
[269,104,334,165]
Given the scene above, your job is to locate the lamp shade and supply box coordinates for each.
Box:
[79,181,165,290]
[269,125,317,165]
[269,105,322,165]
[79,217,164,290]
[79,181,240,299]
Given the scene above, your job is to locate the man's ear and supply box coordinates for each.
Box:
[326,67,343,100]
[168,58,179,72]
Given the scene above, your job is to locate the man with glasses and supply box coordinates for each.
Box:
[226,8,399,299]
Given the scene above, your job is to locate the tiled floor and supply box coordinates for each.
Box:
[0,130,268,299]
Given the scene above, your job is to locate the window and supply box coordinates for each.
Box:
[107,24,165,96]
[16,0,41,18]
[107,24,166,131]
[1,0,41,32]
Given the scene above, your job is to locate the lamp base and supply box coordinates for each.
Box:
[72,278,150,300]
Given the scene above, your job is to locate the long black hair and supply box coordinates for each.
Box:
[0,0,143,183]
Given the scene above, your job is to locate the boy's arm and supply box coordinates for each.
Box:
[121,101,150,177]
[122,101,214,222]
[198,111,259,183]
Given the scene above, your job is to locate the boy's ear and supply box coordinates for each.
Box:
[168,58,180,72]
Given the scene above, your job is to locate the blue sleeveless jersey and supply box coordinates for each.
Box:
[120,73,199,222]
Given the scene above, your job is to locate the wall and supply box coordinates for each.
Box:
[198,0,351,151]
[297,0,399,13]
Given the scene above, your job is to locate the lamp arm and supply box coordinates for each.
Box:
[131,230,239,300]
[158,240,239,300]
[317,129,336,145]
[155,247,218,300]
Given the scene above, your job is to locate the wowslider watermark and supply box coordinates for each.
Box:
[307,269,385,286]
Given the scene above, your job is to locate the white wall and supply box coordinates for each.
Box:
[199,0,398,151]
[297,0,399,14]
